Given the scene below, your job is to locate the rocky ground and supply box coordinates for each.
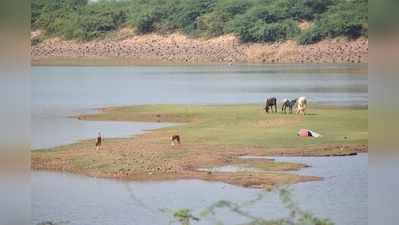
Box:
[32,32,368,65]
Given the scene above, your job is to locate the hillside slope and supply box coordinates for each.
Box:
[32,33,367,65]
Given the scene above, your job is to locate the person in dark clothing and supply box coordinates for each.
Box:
[96,132,102,150]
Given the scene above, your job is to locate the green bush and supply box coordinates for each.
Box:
[197,12,228,37]
[296,0,368,45]
[134,9,159,34]
[228,10,299,43]
[196,0,251,37]
[297,27,322,45]
[236,3,290,24]
[251,20,300,42]
[172,0,216,34]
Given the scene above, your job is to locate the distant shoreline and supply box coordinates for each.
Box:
[31,58,370,68]
[32,57,369,67]
[32,33,368,66]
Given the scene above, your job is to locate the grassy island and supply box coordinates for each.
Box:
[32,104,367,188]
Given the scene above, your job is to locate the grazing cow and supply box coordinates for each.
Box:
[281,98,297,113]
[296,96,307,115]
[264,97,277,113]
[281,98,289,111]
[170,135,181,146]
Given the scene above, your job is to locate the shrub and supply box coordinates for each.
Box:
[197,12,229,37]
[228,14,299,43]
[297,27,322,45]
[134,10,159,34]
[318,0,367,38]
[256,20,300,42]
[172,0,216,34]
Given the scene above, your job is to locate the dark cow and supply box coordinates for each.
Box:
[281,98,297,113]
[264,97,277,113]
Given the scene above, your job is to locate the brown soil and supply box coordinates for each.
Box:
[31,32,368,65]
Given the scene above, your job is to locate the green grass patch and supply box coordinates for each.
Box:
[85,104,368,150]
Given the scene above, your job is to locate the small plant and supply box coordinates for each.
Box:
[173,209,200,225]
[297,28,322,45]
[168,188,334,225]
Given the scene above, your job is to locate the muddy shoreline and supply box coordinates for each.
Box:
[31,133,366,189]
[32,33,368,65]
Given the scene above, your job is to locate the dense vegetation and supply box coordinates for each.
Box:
[32,0,368,44]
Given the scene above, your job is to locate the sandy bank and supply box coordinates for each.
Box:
[32,33,368,65]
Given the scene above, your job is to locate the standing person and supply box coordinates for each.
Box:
[96,132,102,150]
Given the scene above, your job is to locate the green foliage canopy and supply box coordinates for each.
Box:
[32,0,368,44]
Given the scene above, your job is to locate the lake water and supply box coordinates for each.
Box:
[33,65,367,111]
[32,65,367,149]
[32,115,174,150]
[32,154,367,225]
[32,64,368,225]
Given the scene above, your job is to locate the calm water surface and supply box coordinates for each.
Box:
[32,65,367,225]
[33,65,367,110]
[32,154,367,225]
[32,65,367,149]
[32,115,174,150]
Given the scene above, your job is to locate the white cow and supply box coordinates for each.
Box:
[296,96,307,115]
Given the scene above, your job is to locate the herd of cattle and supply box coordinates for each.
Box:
[168,96,308,146]
[264,96,307,114]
